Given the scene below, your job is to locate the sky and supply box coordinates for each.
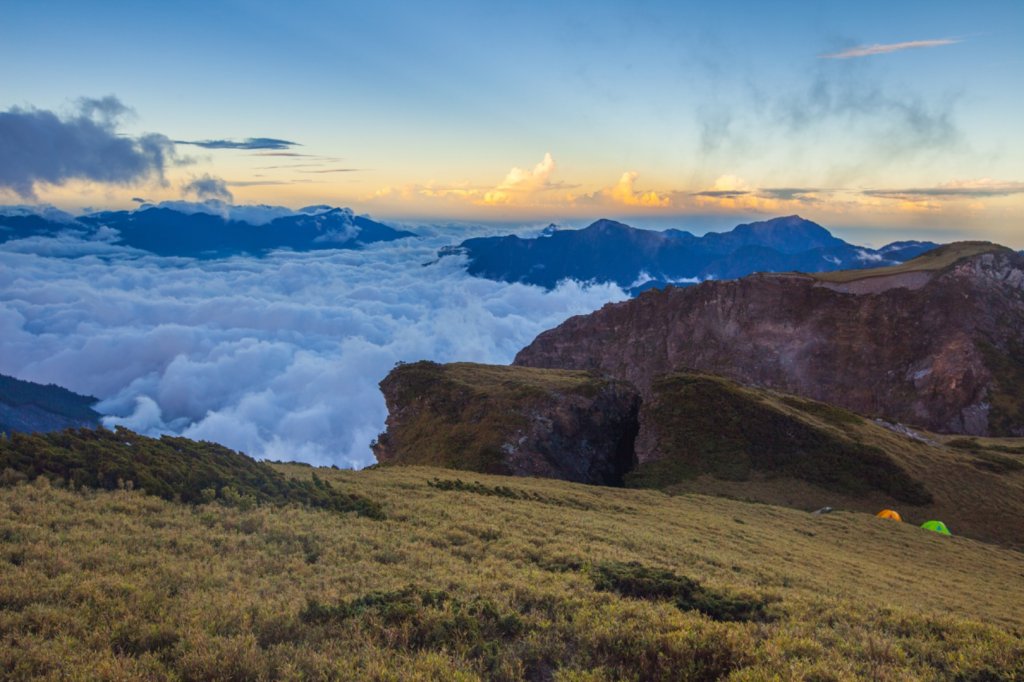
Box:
[1,0,1023,244]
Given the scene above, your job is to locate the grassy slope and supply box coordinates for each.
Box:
[629,374,1024,551]
[2,465,1022,680]
[801,241,1007,283]
[629,373,932,503]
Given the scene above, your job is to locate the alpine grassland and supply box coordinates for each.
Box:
[802,242,1012,283]
[2,454,1023,680]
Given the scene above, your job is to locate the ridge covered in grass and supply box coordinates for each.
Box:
[630,372,933,504]
[0,427,384,518]
[801,241,1010,283]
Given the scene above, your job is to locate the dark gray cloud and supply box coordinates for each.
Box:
[691,190,750,199]
[299,168,361,174]
[176,137,299,150]
[863,182,1024,200]
[226,180,292,187]
[692,55,961,170]
[759,188,822,200]
[775,65,960,155]
[0,97,174,198]
[182,174,233,202]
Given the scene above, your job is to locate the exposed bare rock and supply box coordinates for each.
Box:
[372,361,640,485]
[515,243,1024,436]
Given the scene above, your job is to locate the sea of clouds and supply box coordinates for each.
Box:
[0,218,626,468]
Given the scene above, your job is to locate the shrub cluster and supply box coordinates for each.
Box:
[590,560,772,623]
[0,427,384,518]
[427,477,594,509]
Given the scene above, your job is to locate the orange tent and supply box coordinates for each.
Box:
[876,509,902,522]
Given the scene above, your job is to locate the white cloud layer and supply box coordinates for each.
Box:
[0,226,626,467]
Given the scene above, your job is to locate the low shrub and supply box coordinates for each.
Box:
[589,560,772,623]
[0,427,385,518]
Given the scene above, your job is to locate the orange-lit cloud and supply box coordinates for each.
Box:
[599,171,671,207]
[481,152,559,205]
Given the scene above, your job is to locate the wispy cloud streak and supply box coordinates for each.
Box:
[864,180,1024,200]
[820,39,960,60]
[175,137,299,150]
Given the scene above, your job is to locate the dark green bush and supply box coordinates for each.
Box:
[590,560,771,623]
[427,477,594,510]
[0,427,384,518]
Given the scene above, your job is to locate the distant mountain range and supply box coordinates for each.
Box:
[0,373,101,435]
[440,215,940,293]
[0,203,415,258]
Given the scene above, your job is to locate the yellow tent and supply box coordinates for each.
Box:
[876,509,902,522]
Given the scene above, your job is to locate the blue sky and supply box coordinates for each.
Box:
[2,0,1022,243]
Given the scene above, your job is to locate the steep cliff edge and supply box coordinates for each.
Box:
[515,243,1024,436]
[372,361,641,485]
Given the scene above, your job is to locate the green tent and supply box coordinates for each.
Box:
[921,520,951,536]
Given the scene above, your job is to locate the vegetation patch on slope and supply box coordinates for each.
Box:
[945,437,1024,473]
[590,560,771,623]
[629,373,933,504]
[427,477,597,510]
[0,427,384,518]
[978,341,1024,437]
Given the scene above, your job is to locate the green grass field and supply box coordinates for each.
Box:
[2,463,1022,680]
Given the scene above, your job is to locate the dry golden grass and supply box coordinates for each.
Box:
[801,241,1007,283]
[2,464,1023,680]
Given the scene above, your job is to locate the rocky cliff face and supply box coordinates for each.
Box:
[373,361,640,485]
[515,244,1024,436]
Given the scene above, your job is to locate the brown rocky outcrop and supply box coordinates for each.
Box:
[372,361,640,485]
[515,243,1024,436]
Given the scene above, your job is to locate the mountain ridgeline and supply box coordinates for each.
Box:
[0,205,414,258]
[0,373,101,435]
[441,215,939,293]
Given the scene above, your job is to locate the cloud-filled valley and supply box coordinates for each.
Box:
[0,222,625,467]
